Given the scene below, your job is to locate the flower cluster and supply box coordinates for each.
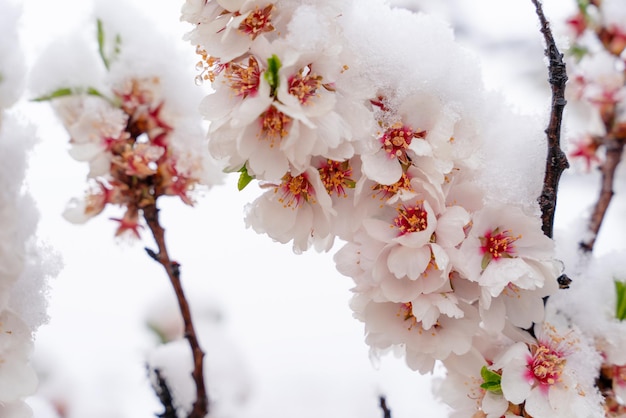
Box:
[183,0,605,416]
[37,15,224,238]
[565,0,626,171]
[558,2,626,414]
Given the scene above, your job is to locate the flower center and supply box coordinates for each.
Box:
[276,172,315,208]
[479,227,521,269]
[393,202,428,236]
[381,123,426,165]
[318,159,354,197]
[372,172,413,201]
[614,365,626,386]
[224,57,261,98]
[397,302,418,330]
[194,46,224,85]
[288,64,323,104]
[258,106,291,147]
[528,344,566,386]
[238,4,275,40]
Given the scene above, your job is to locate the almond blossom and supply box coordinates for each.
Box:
[184,0,279,63]
[245,166,336,252]
[435,350,511,418]
[494,321,604,417]
[351,294,479,374]
[52,95,127,178]
[454,204,558,303]
[361,95,439,186]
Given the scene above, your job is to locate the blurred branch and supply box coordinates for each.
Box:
[151,368,178,418]
[577,18,626,252]
[532,0,570,239]
[144,203,209,418]
[579,137,625,252]
[379,396,392,418]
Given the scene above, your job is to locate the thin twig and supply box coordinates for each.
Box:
[379,396,392,418]
[143,203,209,418]
[532,0,570,239]
[151,368,178,418]
[579,137,625,252]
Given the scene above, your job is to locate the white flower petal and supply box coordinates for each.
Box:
[387,245,430,280]
[361,150,402,185]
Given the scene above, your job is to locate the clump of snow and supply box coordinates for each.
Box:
[0,3,60,416]
[29,32,106,100]
[477,92,548,212]
[0,0,26,108]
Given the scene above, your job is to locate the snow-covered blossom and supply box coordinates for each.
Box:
[183,0,610,416]
[35,6,224,238]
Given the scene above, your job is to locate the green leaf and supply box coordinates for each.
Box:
[114,34,122,56]
[97,19,110,70]
[577,0,590,12]
[569,44,589,61]
[615,280,626,321]
[32,87,74,101]
[480,381,502,392]
[97,19,122,70]
[31,86,110,102]
[481,254,491,270]
[264,54,282,97]
[237,165,254,191]
[479,366,502,394]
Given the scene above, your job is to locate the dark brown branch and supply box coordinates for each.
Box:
[532,0,570,239]
[143,203,209,418]
[379,396,392,418]
[151,368,178,418]
[579,137,625,252]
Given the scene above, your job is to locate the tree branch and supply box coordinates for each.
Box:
[151,368,178,418]
[143,204,209,418]
[379,396,392,418]
[579,137,625,252]
[532,0,570,239]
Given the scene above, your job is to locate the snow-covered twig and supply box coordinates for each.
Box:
[151,368,178,418]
